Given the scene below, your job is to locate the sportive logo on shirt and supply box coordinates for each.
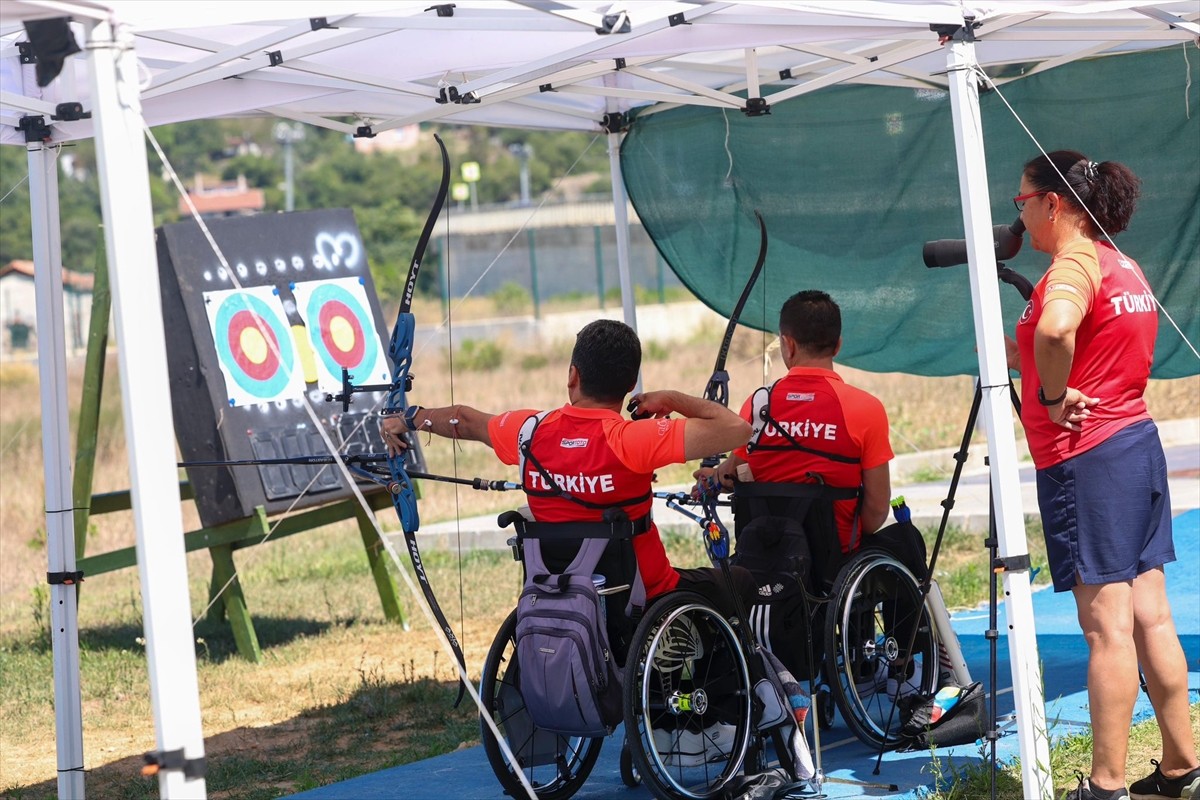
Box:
[786,392,816,402]
[560,437,589,448]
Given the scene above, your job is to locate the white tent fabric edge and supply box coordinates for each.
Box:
[4,2,1198,799]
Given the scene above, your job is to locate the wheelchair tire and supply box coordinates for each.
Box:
[823,550,938,750]
[619,740,641,787]
[480,609,603,800]
[816,685,835,730]
[622,591,754,800]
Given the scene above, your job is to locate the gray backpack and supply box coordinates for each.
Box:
[515,534,623,737]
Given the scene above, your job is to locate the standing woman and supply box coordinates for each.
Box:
[1008,151,1199,800]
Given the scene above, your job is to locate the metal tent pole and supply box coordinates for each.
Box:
[27,129,86,800]
[606,123,642,393]
[944,31,1053,800]
[84,16,207,798]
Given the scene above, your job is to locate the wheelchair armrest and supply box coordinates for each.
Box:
[497,510,526,529]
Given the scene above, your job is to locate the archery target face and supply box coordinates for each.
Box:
[204,287,305,406]
[291,277,389,392]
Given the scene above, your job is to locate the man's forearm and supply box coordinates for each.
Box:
[403,404,494,445]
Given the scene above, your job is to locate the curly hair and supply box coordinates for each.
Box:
[1023,149,1141,237]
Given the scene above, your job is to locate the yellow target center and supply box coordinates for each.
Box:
[239,327,270,365]
[329,315,355,353]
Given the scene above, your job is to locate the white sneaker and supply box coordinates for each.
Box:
[652,722,736,767]
[854,660,888,700]
[887,660,923,699]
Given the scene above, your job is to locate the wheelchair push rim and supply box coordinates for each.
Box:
[824,551,939,749]
[624,593,754,800]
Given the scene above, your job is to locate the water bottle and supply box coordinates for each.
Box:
[592,574,607,620]
[891,495,912,524]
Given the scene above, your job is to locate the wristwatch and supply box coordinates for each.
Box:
[1038,386,1067,406]
[403,404,425,431]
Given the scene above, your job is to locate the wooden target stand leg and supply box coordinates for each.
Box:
[72,256,408,662]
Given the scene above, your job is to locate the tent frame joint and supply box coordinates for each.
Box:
[741,97,770,117]
[600,110,629,134]
[17,114,51,143]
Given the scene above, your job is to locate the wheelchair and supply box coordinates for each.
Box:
[729,481,942,750]
[479,508,768,800]
[479,485,943,799]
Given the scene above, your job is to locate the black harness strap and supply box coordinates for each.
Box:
[518,412,652,511]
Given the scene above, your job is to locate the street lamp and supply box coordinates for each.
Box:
[273,121,306,212]
[507,142,533,206]
[461,161,481,212]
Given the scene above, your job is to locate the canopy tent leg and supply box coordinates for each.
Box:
[945,32,1053,800]
[28,128,86,800]
[84,16,207,798]
[607,125,642,394]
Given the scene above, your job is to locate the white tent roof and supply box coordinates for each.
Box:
[2,1,1196,143]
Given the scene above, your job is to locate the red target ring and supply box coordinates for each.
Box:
[228,309,282,381]
[317,299,366,369]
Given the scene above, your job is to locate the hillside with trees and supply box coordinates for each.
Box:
[0,121,611,304]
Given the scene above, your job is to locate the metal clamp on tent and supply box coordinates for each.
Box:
[992,553,1031,574]
[267,50,283,67]
[309,17,336,31]
[141,749,207,780]
[425,4,456,17]
[354,125,376,138]
[46,571,84,586]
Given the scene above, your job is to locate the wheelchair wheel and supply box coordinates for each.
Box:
[622,591,753,800]
[480,609,603,800]
[823,550,937,750]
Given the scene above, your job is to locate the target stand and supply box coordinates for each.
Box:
[72,211,420,661]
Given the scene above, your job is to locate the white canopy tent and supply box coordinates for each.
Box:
[2,2,1196,798]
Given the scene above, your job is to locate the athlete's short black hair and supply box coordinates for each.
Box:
[571,319,641,403]
[778,290,840,357]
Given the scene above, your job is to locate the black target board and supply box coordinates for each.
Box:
[157,209,423,528]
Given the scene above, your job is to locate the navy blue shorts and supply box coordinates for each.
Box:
[1035,419,1175,592]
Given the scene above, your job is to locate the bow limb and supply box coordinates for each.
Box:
[700,210,768,469]
[383,134,470,705]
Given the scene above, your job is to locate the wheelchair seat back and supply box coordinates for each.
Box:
[731,481,859,681]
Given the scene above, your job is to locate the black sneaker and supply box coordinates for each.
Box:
[1130,760,1200,799]
[1062,773,1129,800]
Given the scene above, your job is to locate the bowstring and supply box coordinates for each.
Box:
[444,191,466,660]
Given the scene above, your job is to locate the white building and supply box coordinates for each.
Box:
[0,259,95,358]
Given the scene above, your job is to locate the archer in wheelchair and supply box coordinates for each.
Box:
[695,290,971,749]
[384,319,769,798]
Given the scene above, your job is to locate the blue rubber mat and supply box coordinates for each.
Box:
[291,509,1199,799]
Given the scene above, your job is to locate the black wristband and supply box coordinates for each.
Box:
[1038,386,1067,406]
[403,405,425,431]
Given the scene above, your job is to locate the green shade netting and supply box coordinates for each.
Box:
[621,47,1199,378]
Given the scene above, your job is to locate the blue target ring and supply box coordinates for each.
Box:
[214,292,295,399]
[305,282,378,381]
